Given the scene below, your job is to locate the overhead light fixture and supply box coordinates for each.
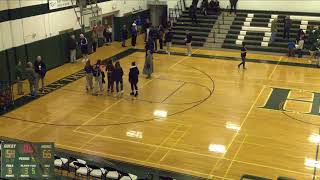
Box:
[225,122,241,132]
[153,110,167,118]
[309,134,320,144]
[208,144,226,154]
[126,131,143,139]
[305,158,320,168]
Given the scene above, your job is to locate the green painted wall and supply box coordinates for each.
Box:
[0,29,84,82]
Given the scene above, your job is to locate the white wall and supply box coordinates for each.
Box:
[0,0,148,52]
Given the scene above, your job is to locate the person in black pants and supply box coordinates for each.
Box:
[145,37,154,56]
[106,62,115,93]
[283,16,292,39]
[131,23,138,48]
[149,26,159,51]
[229,0,238,14]
[121,25,128,47]
[113,62,124,95]
[238,43,247,69]
[158,25,164,50]
[129,62,139,97]
[189,5,198,24]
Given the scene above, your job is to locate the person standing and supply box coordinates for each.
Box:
[16,61,24,95]
[97,21,105,47]
[270,18,278,44]
[129,62,139,97]
[189,5,198,24]
[68,35,77,63]
[106,62,115,93]
[150,26,159,52]
[283,16,292,39]
[92,29,98,52]
[165,28,174,55]
[229,0,238,14]
[288,41,295,57]
[143,50,154,79]
[80,33,88,62]
[121,25,128,47]
[113,62,124,95]
[107,25,113,44]
[144,19,151,42]
[131,23,138,48]
[84,60,94,92]
[25,62,38,97]
[297,36,304,58]
[158,25,164,50]
[185,31,192,56]
[136,16,142,34]
[34,56,46,93]
[92,60,104,95]
[201,0,208,16]
[238,43,247,69]
[145,37,155,57]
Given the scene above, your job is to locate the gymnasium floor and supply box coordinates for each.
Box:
[1,36,320,179]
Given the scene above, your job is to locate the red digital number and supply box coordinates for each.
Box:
[23,144,33,154]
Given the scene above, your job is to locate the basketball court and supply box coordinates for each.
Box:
[1,37,320,179]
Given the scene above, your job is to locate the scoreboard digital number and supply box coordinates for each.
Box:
[1,142,54,179]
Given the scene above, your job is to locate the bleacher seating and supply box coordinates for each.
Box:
[222,11,320,54]
[172,8,219,46]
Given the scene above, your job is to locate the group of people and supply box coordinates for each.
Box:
[15,56,47,97]
[82,51,153,97]
[200,0,221,16]
[68,23,113,63]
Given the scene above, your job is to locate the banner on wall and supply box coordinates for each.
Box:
[48,0,73,10]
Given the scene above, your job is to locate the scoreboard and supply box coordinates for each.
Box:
[0,141,54,179]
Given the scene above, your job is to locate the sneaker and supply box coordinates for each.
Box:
[134,92,138,97]
[130,92,134,96]
[120,90,124,94]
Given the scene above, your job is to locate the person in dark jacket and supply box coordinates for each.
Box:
[158,25,165,50]
[238,43,247,69]
[296,29,305,43]
[84,60,93,92]
[145,37,155,57]
[165,28,174,55]
[201,0,208,16]
[25,62,38,97]
[229,0,238,14]
[144,19,151,42]
[113,62,124,95]
[283,16,292,39]
[149,26,159,51]
[192,0,199,6]
[80,33,88,61]
[16,61,24,95]
[189,5,198,24]
[212,0,220,14]
[129,62,139,97]
[34,56,46,93]
[92,60,104,95]
[69,35,77,63]
[131,23,138,48]
[185,31,192,56]
[106,62,115,93]
[121,25,128,47]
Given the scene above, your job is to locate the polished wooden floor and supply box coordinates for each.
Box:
[2,36,320,179]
